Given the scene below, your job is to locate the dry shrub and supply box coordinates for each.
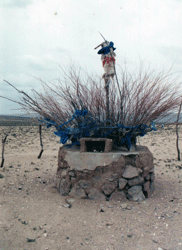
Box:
[1,66,181,149]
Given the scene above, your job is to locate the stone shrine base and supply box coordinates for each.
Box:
[56,145,155,202]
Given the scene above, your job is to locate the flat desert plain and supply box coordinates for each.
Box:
[0,125,182,250]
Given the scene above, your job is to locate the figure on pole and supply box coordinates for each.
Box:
[95,39,116,121]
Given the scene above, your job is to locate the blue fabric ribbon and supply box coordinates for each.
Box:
[40,109,156,149]
[98,42,116,55]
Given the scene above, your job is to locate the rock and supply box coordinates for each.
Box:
[62,204,70,208]
[79,180,92,190]
[61,169,68,178]
[27,238,36,242]
[121,203,128,209]
[21,221,28,225]
[69,184,86,198]
[118,178,128,190]
[99,204,105,212]
[69,171,75,177]
[66,198,75,203]
[150,180,155,193]
[143,181,151,198]
[135,146,154,172]
[122,165,140,179]
[71,177,76,182]
[145,173,151,180]
[142,166,152,178]
[109,190,126,201]
[92,175,101,183]
[151,172,155,181]
[127,185,146,202]
[101,181,118,195]
[88,188,106,201]
[59,178,71,196]
[106,173,119,182]
[112,173,119,179]
[0,174,4,178]
[128,176,144,186]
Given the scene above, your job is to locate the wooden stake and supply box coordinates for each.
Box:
[1,130,11,168]
[38,125,44,159]
[104,76,110,121]
[176,100,182,161]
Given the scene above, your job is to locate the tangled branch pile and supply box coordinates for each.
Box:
[2,66,181,149]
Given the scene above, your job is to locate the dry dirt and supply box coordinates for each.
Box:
[0,125,182,250]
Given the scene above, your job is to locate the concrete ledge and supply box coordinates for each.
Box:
[64,148,139,171]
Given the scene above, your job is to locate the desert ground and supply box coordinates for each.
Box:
[0,125,182,250]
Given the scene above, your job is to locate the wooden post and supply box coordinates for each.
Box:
[104,76,110,121]
[38,125,44,159]
[176,100,182,161]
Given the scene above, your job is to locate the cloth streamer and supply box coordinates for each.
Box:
[40,109,156,150]
[98,41,116,55]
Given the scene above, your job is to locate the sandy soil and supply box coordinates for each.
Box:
[0,125,182,250]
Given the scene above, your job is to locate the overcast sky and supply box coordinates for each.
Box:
[0,0,182,115]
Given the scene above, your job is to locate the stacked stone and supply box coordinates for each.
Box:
[56,146,155,202]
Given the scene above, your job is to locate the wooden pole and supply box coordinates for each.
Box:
[38,125,44,159]
[1,133,9,168]
[176,100,182,161]
[104,76,110,121]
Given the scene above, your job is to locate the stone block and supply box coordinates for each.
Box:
[79,180,92,190]
[69,184,87,199]
[109,190,126,201]
[145,173,151,180]
[127,185,146,202]
[101,181,118,195]
[151,172,155,181]
[122,165,140,179]
[61,169,67,178]
[118,178,128,190]
[143,181,151,198]
[69,171,75,177]
[128,176,144,186]
[150,180,155,193]
[59,178,71,196]
[88,188,106,201]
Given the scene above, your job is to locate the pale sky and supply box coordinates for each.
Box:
[0,0,182,115]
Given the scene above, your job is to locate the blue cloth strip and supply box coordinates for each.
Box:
[39,109,156,149]
[98,42,116,55]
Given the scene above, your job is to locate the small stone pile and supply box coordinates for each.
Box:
[56,145,155,202]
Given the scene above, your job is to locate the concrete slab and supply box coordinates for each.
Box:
[65,148,139,171]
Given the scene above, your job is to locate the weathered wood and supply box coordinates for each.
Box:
[176,101,182,161]
[38,125,44,159]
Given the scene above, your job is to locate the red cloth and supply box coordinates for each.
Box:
[102,57,115,67]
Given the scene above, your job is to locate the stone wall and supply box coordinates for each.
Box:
[56,145,155,202]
